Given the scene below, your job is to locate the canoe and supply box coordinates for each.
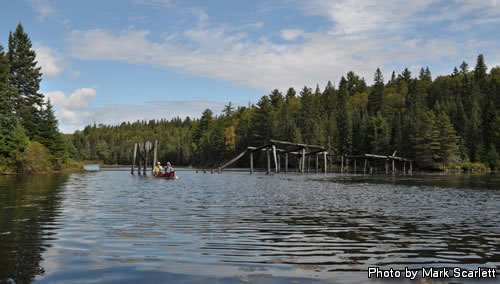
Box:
[154,171,176,179]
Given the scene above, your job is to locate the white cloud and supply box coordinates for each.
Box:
[64,1,500,90]
[45,88,96,110]
[34,44,65,78]
[26,0,54,21]
[281,29,304,41]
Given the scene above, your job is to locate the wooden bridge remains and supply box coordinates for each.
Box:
[218,140,412,175]
[131,140,158,175]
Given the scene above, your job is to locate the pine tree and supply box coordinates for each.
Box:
[368,68,384,115]
[336,77,352,154]
[436,112,459,167]
[8,23,44,140]
[37,100,68,169]
[0,44,25,157]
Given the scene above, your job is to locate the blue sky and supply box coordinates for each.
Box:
[1,0,499,133]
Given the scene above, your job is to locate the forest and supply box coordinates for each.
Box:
[1,23,499,173]
[68,56,500,171]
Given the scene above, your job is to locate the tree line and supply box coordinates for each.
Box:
[69,55,499,171]
[0,24,67,173]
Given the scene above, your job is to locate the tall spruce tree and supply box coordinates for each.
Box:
[0,44,26,157]
[8,23,44,140]
[368,68,384,115]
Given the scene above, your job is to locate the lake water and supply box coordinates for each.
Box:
[0,170,499,283]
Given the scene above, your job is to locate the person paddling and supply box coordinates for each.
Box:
[153,161,163,176]
[165,162,174,173]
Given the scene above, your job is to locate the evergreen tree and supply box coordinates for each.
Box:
[336,77,352,154]
[368,68,384,115]
[37,100,68,169]
[8,23,44,140]
[0,44,25,157]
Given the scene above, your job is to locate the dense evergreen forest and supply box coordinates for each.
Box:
[68,55,499,171]
[1,24,499,173]
[0,24,68,173]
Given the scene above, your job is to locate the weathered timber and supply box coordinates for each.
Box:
[250,152,254,174]
[153,140,158,170]
[220,149,248,170]
[272,145,278,173]
[301,148,306,174]
[354,159,357,174]
[341,156,344,173]
[267,147,271,174]
[323,152,327,173]
[131,143,137,175]
[270,140,325,149]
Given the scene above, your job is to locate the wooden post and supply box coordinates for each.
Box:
[392,159,395,174]
[131,143,137,175]
[277,154,281,173]
[301,148,305,174]
[403,162,406,175]
[272,145,278,173]
[218,166,221,174]
[250,152,254,174]
[354,159,357,174]
[315,154,319,173]
[410,161,413,175]
[153,140,158,171]
[341,155,344,173]
[144,141,150,175]
[285,153,288,173]
[346,157,349,173]
[385,161,388,174]
[364,159,367,174]
[323,152,327,173]
[266,147,271,174]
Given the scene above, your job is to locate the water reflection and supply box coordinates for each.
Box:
[0,174,68,283]
[0,171,498,283]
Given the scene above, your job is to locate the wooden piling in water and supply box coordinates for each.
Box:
[354,159,357,174]
[250,152,254,174]
[131,143,137,175]
[267,147,271,174]
[153,140,158,170]
[392,159,395,175]
[364,159,367,174]
[341,156,344,173]
[346,157,349,173]
[272,145,278,174]
[323,152,327,173]
[301,148,305,174]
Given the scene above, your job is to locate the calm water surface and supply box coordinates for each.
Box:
[0,171,499,283]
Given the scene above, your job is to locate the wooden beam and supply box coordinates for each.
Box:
[323,152,327,173]
[153,140,158,171]
[301,148,305,174]
[250,152,253,174]
[270,140,325,149]
[341,155,344,173]
[131,143,137,175]
[267,147,271,174]
[272,145,278,173]
[221,149,248,170]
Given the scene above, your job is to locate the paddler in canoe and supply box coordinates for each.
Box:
[153,161,163,176]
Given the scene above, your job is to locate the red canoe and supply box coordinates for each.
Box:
[154,171,176,179]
